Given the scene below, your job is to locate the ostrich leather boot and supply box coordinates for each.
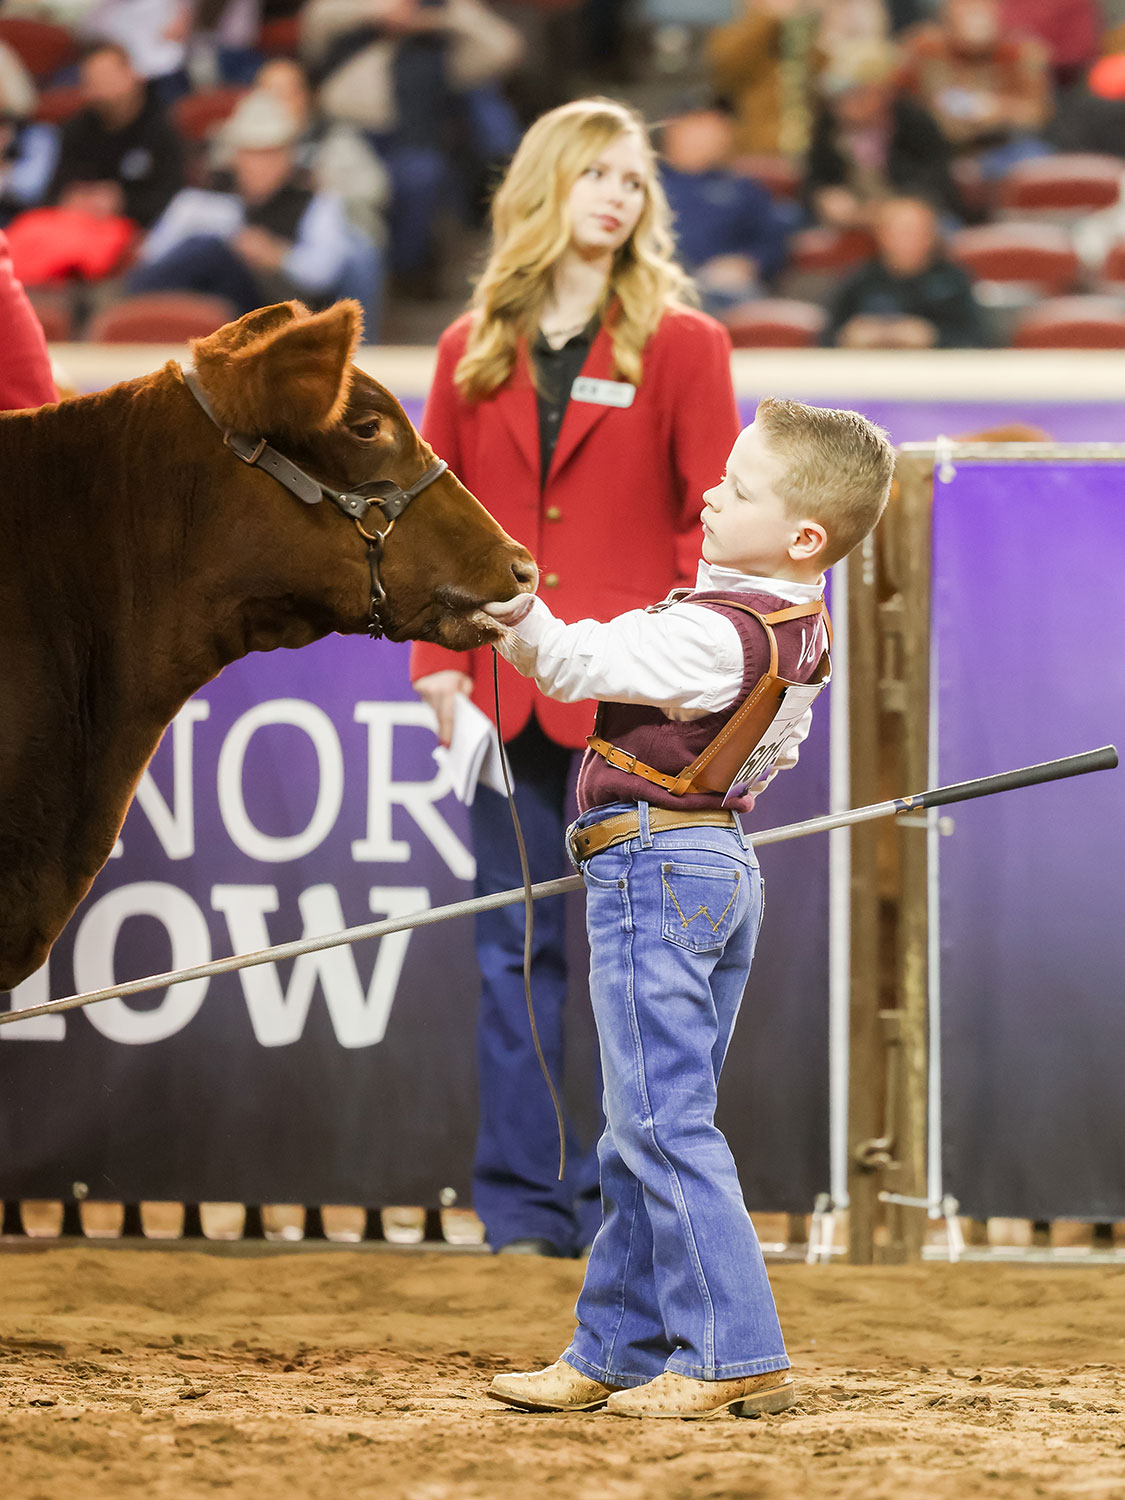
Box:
[605,1369,795,1419]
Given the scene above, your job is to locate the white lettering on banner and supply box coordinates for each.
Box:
[2,960,65,1040]
[217,700,344,862]
[211,883,430,1047]
[110,700,212,860]
[351,702,475,880]
[75,883,212,1044]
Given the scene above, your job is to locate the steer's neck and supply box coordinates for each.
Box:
[0,376,354,934]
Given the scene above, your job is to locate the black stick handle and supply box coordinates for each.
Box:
[899,745,1118,813]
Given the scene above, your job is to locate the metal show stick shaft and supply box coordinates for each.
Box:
[0,744,1115,1031]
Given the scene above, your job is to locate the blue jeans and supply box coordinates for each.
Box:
[469,718,602,1256]
[562,801,789,1385]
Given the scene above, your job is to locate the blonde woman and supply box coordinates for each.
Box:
[411,97,739,1259]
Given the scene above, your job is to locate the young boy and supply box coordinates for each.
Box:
[481,398,895,1420]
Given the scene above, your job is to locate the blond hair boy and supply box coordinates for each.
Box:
[483,399,893,1419]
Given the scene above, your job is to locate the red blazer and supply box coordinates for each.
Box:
[410,304,740,748]
[0,230,55,412]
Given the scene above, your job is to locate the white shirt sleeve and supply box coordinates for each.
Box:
[282,193,353,293]
[138,189,243,264]
[495,596,746,713]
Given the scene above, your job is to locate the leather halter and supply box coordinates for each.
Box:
[180,364,448,639]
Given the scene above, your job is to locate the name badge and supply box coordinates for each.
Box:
[571,376,635,408]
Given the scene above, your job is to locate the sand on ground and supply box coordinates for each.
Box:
[1,1248,1123,1500]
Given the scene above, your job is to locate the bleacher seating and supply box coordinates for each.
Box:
[1011,295,1125,348]
[85,293,239,343]
[0,16,78,80]
[171,87,249,144]
[725,299,826,348]
[948,223,1081,296]
[996,154,1123,222]
[33,85,84,126]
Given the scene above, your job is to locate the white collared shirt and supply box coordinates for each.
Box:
[497,559,825,714]
[496,561,826,791]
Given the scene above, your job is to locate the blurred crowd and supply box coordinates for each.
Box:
[2,0,1125,347]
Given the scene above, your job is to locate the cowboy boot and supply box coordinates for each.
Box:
[488,1359,622,1412]
[605,1369,795,1419]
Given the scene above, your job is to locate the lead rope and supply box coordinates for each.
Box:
[491,648,567,1182]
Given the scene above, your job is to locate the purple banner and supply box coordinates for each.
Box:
[0,618,830,1211]
[933,461,1125,1219]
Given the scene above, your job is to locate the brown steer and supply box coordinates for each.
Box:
[0,299,536,990]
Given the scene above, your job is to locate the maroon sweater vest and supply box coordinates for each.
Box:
[576,590,828,815]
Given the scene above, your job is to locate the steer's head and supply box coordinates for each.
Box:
[188,300,537,647]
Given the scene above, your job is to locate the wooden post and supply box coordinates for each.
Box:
[846,527,883,1264]
[877,453,933,1263]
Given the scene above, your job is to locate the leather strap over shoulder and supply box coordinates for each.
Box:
[586,595,833,800]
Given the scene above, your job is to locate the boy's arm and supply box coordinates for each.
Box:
[494,596,745,713]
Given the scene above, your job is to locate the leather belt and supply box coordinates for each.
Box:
[568,807,738,865]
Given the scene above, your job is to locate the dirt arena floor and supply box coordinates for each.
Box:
[1,1246,1122,1500]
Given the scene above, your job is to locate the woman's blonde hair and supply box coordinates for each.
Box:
[455,97,692,402]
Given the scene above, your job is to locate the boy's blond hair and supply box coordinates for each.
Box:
[756,398,894,566]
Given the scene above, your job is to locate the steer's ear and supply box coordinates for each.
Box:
[190,300,363,437]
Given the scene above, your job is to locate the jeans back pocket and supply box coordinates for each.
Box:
[660,861,743,953]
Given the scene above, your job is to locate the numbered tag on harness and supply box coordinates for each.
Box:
[722,679,827,807]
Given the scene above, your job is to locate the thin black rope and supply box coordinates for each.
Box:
[491,648,567,1183]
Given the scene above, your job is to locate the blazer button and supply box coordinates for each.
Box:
[545,505,562,521]
[544,572,560,588]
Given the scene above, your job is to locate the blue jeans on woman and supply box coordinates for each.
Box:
[469,718,602,1257]
[562,800,790,1386]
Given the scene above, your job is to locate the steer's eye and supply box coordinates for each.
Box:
[350,419,380,441]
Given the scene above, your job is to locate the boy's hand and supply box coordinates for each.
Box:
[414,669,472,747]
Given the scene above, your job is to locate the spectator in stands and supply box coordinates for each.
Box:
[658,98,788,316]
[705,0,801,157]
[191,0,266,85]
[77,0,193,105]
[805,40,964,227]
[301,0,523,295]
[816,0,891,58]
[887,0,941,31]
[253,56,390,247]
[998,0,1101,88]
[47,40,184,230]
[1050,48,1125,156]
[127,89,378,321]
[0,41,57,227]
[824,195,988,347]
[897,0,1053,177]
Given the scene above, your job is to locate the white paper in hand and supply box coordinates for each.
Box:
[432,693,508,804]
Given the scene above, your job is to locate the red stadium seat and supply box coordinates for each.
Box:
[786,226,876,274]
[1010,295,1125,348]
[1094,239,1125,293]
[729,154,801,200]
[0,17,78,80]
[996,154,1123,220]
[85,293,239,343]
[171,86,249,143]
[725,298,826,348]
[947,223,1081,295]
[258,17,300,56]
[33,84,84,126]
[26,286,73,342]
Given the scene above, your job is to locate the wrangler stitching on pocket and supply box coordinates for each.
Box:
[661,871,740,932]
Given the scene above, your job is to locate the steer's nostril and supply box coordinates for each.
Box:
[511,555,538,589]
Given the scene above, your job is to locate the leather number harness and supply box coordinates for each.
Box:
[182,364,447,640]
[587,597,833,799]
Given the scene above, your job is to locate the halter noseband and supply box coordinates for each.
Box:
[181,364,447,639]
